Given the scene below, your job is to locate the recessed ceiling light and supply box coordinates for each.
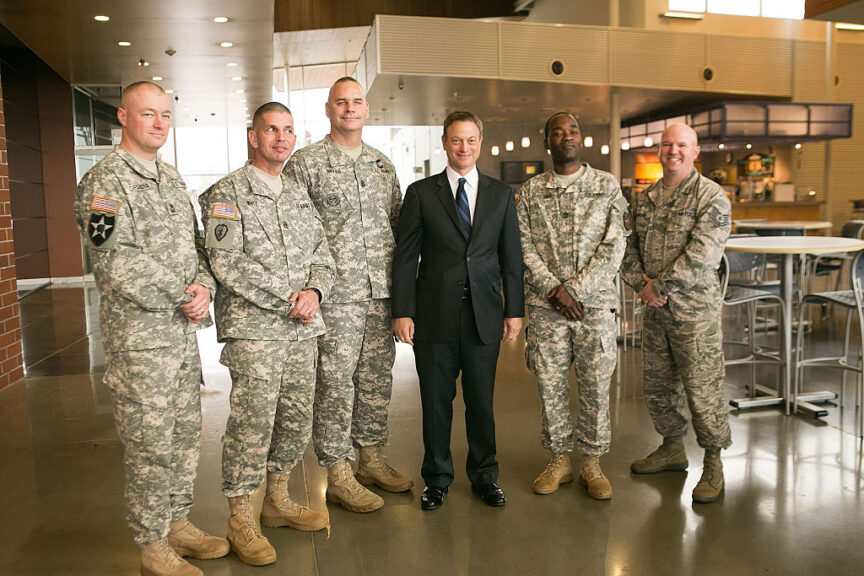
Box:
[94,15,110,22]
[226,62,238,67]
[235,89,244,94]
[165,89,174,94]
[152,76,163,81]
[213,16,229,23]
[219,42,234,48]
[240,99,247,103]
[231,76,242,81]
[117,41,131,47]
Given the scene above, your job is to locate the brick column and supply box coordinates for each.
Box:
[0,68,25,389]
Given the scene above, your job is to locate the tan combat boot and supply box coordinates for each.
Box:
[533,452,573,495]
[692,449,725,503]
[631,437,689,474]
[140,538,202,576]
[356,446,415,492]
[260,472,330,531]
[326,459,384,513]
[226,495,277,566]
[579,455,612,500]
[167,517,229,560]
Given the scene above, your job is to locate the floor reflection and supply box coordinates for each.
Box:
[0,285,862,574]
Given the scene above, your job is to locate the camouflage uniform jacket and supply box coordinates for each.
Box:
[73,146,215,352]
[518,164,630,310]
[285,136,401,303]
[199,163,335,342]
[621,169,731,321]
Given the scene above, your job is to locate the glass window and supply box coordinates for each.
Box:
[761,0,804,19]
[668,0,706,11]
[707,0,760,17]
[73,89,93,146]
[672,0,805,19]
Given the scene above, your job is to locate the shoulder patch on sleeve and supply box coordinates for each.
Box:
[90,196,120,213]
[87,212,118,249]
[708,206,731,227]
[206,218,238,250]
[211,203,238,219]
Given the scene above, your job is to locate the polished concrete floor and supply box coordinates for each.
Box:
[1,284,863,575]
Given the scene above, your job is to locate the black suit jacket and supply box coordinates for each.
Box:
[392,169,524,345]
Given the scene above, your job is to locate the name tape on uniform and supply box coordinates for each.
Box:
[212,203,238,219]
[90,196,120,213]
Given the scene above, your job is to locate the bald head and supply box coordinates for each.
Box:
[658,123,701,186]
[121,81,166,108]
[118,81,171,160]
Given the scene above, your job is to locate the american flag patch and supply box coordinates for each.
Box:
[212,203,237,219]
[90,196,120,213]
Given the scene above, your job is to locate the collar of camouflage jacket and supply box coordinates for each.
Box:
[647,168,699,206]
[323,135,373,167]
[114,145,164,182]
[541,163,595,193]
[242,161,283,202]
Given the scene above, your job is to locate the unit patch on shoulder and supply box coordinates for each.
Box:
[212,203,238,219]
[206,218,238,250]
[88,213,117,248]
[90,196,120,213]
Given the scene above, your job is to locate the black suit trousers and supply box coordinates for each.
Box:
[414,297,501,489]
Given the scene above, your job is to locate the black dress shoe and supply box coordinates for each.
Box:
[473,482,506,507]
[421,486,447,511]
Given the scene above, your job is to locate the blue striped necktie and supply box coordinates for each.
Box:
[456,177,471,241]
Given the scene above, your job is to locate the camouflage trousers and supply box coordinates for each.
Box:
[220,337,317,497]
[525,306,617,456]
[642,307,732,450]
[314,299,395,467]
[105,334,202,547]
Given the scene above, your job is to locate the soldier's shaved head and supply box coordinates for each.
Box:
[121,81,167,108]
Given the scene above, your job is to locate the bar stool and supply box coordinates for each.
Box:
[721,251,787,397]
[795,250,864,437]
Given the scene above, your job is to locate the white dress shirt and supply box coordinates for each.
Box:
[446,165,478,224]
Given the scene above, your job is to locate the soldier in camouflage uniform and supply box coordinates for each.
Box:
[73,82,228,576]
[621,123,731,504]
[200,103,335,566]
[284,77,411,513]
[518,113,629,501]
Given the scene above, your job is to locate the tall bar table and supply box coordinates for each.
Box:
[725,236,864,416]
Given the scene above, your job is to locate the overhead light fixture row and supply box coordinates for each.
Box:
[118,41,131,47]
[94,15,110,22]
[220,42,234,48]
[213,16,229,23]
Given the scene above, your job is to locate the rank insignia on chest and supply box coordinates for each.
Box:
[214,223,229,241]
[325,194,341,207]
[88,213,116,246]
[89,196,120,213]
[212,203,237,219]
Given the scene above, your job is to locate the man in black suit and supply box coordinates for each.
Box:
[392,110,524,510]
